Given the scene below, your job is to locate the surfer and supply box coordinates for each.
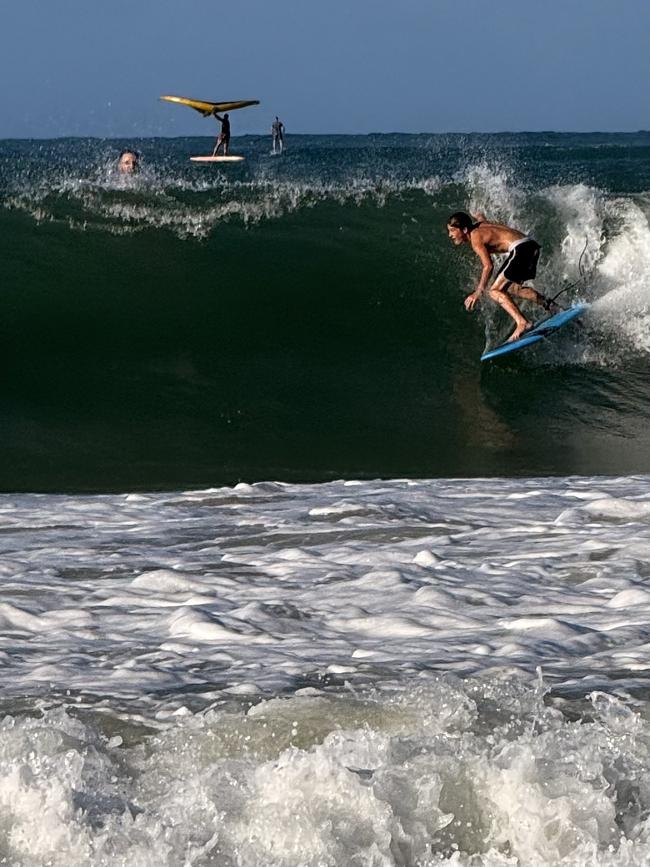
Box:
[118,149,139,175]
[447,211,559,342]
[212,112,230,156]
[271,116,285,154]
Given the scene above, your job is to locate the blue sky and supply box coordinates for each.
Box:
[2,0,648,137]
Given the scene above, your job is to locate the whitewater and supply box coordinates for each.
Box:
[0,475,649,866]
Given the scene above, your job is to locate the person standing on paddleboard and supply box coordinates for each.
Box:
[271,116,285,154]
[212,112,230,156]
[447,212,560,342]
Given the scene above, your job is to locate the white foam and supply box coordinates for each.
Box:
[1,477,650,862]
[0,476,649,700]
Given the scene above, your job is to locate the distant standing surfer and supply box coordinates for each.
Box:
[212,112,230,156]
[447,212,559,342]
[271,116,285,154]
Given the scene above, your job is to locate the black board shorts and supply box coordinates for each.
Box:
[496,238,541,284]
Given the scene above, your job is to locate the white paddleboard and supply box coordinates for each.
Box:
[190,155,245,163]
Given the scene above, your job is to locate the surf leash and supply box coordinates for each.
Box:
[550,237,589,304]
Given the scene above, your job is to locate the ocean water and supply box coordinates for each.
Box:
[2,134,650,865]
[2,133,650,489]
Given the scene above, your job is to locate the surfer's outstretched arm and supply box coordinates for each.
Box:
[464,236,493,311]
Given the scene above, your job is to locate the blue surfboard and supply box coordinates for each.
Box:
[480,303,589,362]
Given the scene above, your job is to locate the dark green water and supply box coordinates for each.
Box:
[1,133,650,491]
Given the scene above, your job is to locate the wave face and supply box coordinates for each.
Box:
[3,133,650,490]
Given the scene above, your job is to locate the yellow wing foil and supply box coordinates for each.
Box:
[161,96,259,117]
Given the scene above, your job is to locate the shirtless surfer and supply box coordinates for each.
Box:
[447,211,559,341]
[212,112,230,156]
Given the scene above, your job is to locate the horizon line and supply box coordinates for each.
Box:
[2,129,650,142]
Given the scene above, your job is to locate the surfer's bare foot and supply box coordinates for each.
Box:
[508,321,532,343]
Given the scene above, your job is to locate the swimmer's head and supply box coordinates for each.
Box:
[118,149,139,174]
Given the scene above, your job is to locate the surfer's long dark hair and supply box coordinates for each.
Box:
[447,212,476,231]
